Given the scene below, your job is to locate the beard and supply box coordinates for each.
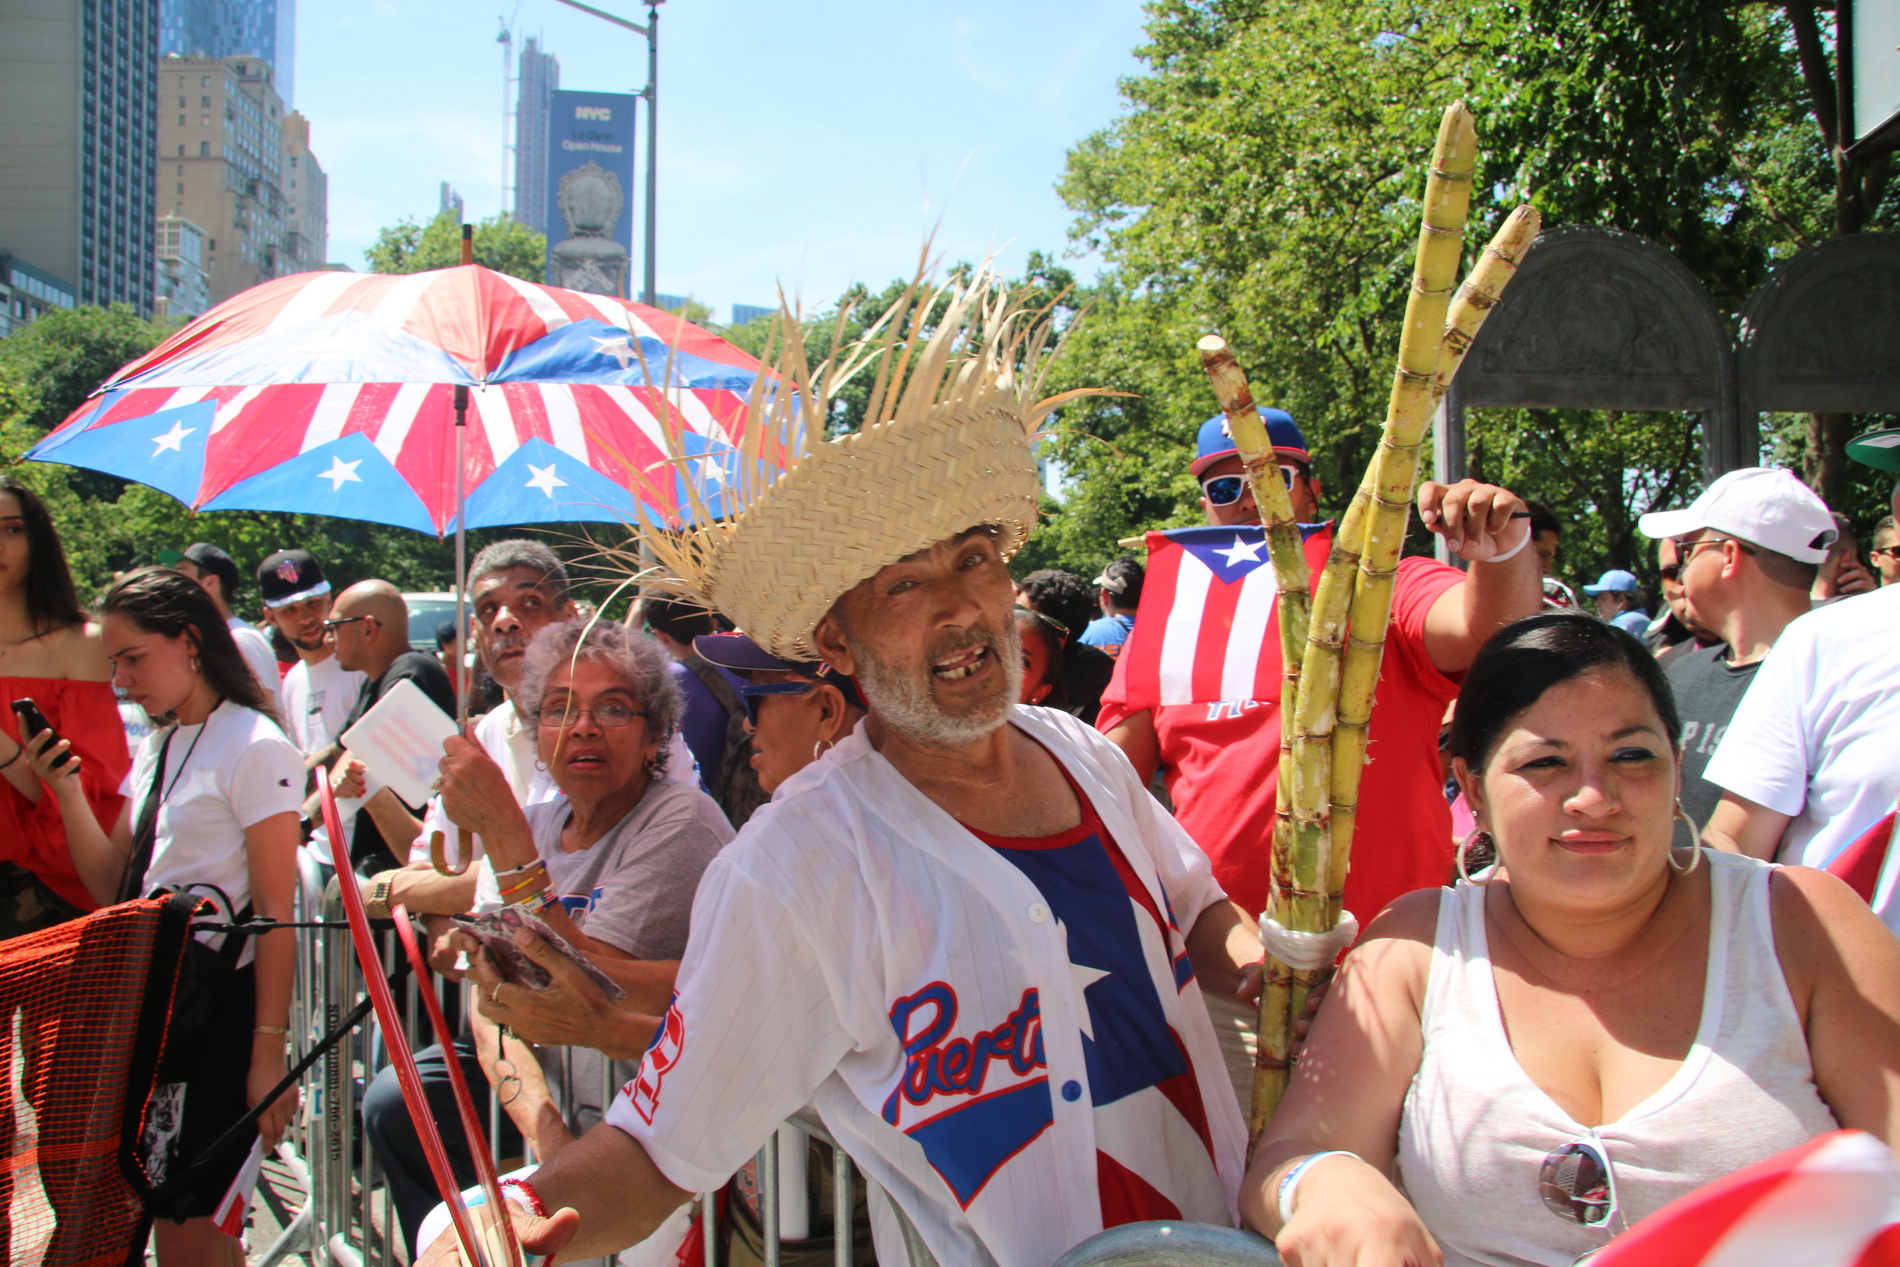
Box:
[844,617,1024,751]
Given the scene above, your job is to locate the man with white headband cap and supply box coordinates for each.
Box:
[1703,435,1900,929]
[420,272,1260,1267]
[1633,466,1837,832]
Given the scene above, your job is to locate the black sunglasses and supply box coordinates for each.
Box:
[321,615,369,632]
[1200,465,1305,507]
[739,679,819,726]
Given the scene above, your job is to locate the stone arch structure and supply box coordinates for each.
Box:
[1738,233,1900,425]
[1434,225,1743,484]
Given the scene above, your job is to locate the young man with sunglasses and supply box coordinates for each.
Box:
[1635,467,1837,832]
[1873,515,1900,587]
[1097,407,1542,1105]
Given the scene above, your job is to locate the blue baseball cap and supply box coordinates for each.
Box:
[1191,407,1310,477]
[1582,569,1641,595]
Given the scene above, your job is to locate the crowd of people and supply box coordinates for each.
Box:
[0,273,1897,1267]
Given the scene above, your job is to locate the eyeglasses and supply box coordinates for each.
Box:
[534,703,647,728]
[1200,465,1306,507]
[1872,545,1900,561]
[321,615,368,632]
[1674,536,1755,564]
[1658,563,1682,582]
[738,679,819,726]
[1538,1138,1618,1228]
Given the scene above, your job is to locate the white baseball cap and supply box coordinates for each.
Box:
[1636,467,1837,564]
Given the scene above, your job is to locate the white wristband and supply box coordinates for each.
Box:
[1483,524,1532,564]
[1277,1150,1357,1225]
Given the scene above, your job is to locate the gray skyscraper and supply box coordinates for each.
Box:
[0,0,160,316]
[159,0,295,105]
[513,36,560,233]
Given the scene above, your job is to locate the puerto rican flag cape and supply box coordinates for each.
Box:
[1593,1130,1900,1267]
[1114,524,1329,710]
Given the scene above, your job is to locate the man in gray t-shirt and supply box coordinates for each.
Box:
[1637,468,1835,831]
[1663,646,1760,828]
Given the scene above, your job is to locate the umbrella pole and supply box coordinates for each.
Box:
[453,383,469,730]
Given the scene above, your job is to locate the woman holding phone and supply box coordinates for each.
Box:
[23,566,302,1265]
[0,475,130,937]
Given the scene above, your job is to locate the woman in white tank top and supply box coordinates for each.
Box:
[1238,613,1900,1267]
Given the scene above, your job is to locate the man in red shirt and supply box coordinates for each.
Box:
[1097,408,1542,1100]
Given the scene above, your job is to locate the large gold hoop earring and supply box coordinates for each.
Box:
[1457,829,1495,886]
[1670,802,1703,875]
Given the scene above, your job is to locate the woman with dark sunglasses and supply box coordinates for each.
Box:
[1240,613,1900,1266]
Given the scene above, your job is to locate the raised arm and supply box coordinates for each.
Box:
[1240,893,1439,1263]
[1417,479,1544,677]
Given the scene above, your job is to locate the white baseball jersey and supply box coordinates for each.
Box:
[603,705,1245,1267]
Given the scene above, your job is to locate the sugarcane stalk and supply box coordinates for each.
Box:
[1247,101,1479,1139]
[1328,203,1543,884]
[1198,336,1316,1140]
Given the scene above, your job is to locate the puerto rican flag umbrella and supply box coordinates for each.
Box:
[23,265,783,535]
[1592,1130,1900,1267]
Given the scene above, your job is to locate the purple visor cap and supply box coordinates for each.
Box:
[692,632,822,677]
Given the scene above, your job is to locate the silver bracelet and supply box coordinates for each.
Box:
[1277,1150,1357,1225]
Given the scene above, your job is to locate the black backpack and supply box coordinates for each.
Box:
[683,656,772,829]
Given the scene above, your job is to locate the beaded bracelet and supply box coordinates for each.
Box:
[497,870,548,900]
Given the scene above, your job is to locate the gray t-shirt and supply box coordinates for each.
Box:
[1664,644,1761,829]
[525,779,733,1122]
[527,777,735,960]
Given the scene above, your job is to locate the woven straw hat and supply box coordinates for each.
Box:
[634,267,1090,661]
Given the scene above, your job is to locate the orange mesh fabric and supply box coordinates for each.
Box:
[0,896,189,1265]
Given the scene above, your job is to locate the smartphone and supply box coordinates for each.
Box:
[10,699,74,771]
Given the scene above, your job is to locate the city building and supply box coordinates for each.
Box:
[282,109,326,273]
[513,35,560,233]
[157,52,299,304]
[159,0,296,106]
[440,182,465,223]
[154,213,210,319]
[0,254,77,338]
[731,303,774,327]
[0,0,160,317]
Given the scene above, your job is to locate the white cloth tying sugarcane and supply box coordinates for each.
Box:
[601,705,1246,1267]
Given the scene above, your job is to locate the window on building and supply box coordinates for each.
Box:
[177,144,184,156]
[177,183,184,194]
[200,141,209,156]
[178,114,185,126]
[201,76,210,87]
[201,95,210,107]
[178,96,185,107]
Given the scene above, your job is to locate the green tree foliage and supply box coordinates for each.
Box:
[1036,0,1895,590]
[365,209,549,281]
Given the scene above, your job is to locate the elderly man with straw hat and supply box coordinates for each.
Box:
[419,274,1259,1267]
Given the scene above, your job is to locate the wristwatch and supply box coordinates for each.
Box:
[364,873,397,922]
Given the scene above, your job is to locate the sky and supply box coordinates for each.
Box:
[296,0,1151,319]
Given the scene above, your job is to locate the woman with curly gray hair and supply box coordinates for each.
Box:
[371,618,732,1254]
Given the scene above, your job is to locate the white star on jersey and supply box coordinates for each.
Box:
[1060,920,1111,1040]
[695,456,728,487]
[1215,535,1264,567]
[151,420,194,454]
[525,462,568,497]
[318,455,363,491]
